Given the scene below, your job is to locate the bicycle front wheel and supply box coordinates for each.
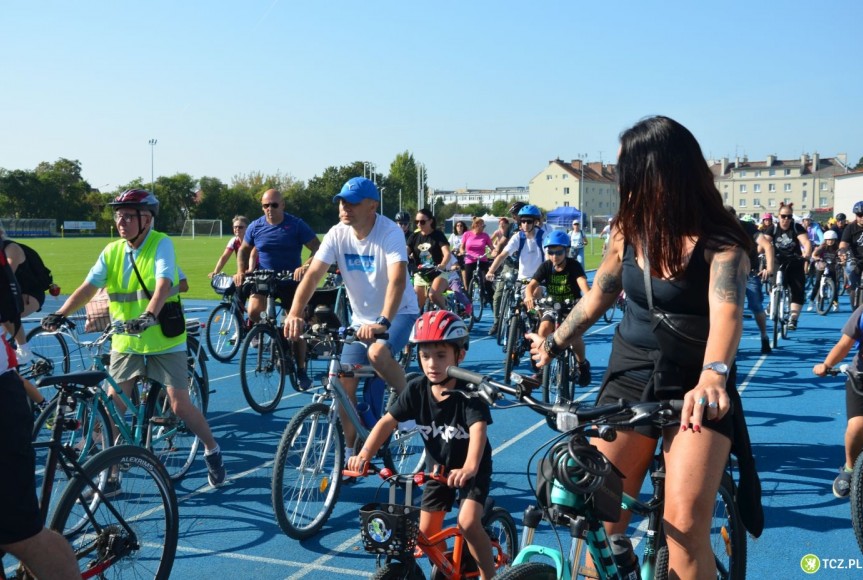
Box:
[503,314,524,384]
[780,290,791,340]
[469,278,484,323]
[495,562,556,580]
[497,290,513,347]
[144,378,204,481]
[49,444,178,580]
[272,402,344,539]
[240,324,286,413]
[541,352,571,429]
[206,302,243,362]
[851,450,863,554]
[486,506,519,574]
[815,278,836,315]
[603,302,616,323]
[710,472,747,579]
[770,290,780,349]
[23,327,71,385]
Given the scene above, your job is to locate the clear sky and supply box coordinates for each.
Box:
[2,0,860,194]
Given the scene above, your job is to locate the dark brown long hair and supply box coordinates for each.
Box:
[616,115,751,276]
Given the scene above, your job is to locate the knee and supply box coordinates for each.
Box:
[457,513,482,536]
[367,343,391,366]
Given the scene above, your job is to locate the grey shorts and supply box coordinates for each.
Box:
[109,350,187,389]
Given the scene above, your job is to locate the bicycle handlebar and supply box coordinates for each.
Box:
[826,364,863,397]
[342,462,448,485]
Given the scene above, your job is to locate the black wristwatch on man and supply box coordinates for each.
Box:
[375,316,391,330]
[544,333,565,358]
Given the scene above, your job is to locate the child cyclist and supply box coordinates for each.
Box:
[524,229,592,386]
[346,311,495,580]
[813,304,863,498]
[807,229,841,312]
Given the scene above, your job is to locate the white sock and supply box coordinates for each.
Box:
[205,444,221,456]
[344,447,354,459]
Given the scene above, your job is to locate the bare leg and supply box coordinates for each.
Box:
[844,416,863,469]
[165,383,217,451]
[1,528,79,580]
[459,499,495,580]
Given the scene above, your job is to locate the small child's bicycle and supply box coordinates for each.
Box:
[343,463,518,580]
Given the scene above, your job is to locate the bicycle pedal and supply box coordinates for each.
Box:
[149,416,177,427]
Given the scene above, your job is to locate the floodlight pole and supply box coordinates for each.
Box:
[148,139,158,193]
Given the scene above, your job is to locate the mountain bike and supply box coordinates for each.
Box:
[812,256,839,315]
[271,318,427,540]
[205,273,250,362]
[466,260,493,325]
[1,371,178,579]
[495,270,519,346]
[415,266,473,330]
[344,463,518,579]
[767,259,796,349]
[445,367,747,580]
[536,296,577,426]
[502,279,535,384]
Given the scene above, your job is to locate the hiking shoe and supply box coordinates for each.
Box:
[577,360,592,387]
[488,323,498,336]
[760,337,772,355]
[205,450,226,487]
[833,302,840,312]
[806,303,814,312]
[787,318,798,331]
[250,336,260,349]
[297,368,312,391]
[833,466,852,499]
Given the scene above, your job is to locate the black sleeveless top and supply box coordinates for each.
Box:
[618,241,710,351]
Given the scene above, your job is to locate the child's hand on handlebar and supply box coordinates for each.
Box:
[446,465,477,488]
[346,454,368,474]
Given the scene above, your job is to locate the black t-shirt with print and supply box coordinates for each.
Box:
[841,222,863,261]
[389,376,493,474]
[531,258,587,302]
[407,230,450,270]
[770,223,806,262]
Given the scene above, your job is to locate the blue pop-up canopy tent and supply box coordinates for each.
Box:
[545,206,582,228]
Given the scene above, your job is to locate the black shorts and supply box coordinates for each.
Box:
[0,370,43,545]
[421,465,492,513]
[846,378,863,420]
[251,279,299,312]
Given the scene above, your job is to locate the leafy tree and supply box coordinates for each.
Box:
[34,158,92,222]
[855,156,863,170]
[0,169,45,218]
[385,151,428,220]
[303,162,366,232]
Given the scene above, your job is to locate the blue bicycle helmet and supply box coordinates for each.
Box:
[517,204,541,218]
[543,229,571,248]
[854,201,863,215]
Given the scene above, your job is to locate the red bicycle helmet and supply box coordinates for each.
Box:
[409,311,469,349]
[109,189,160,217]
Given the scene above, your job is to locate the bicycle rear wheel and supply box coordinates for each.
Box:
[144,378,204,481]
[272,402,344,539]
[851,450,863,554]
[205,302,243,362]
[240,324,286,413]
[49,444,178,579]
[815,278,836,315]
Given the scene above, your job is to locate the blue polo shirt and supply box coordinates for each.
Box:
[245,213,316,272]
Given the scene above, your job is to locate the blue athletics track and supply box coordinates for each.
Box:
[19,282,863,580]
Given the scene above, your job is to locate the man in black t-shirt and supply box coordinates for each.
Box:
[525,230,593,386]
[840,203,863,306]
[407,209,453,310]
[762,205,811,330]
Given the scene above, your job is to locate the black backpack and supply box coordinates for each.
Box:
[0,249,24,334]
[3,240,53,293]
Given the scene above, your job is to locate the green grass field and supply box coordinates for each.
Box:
[23,235,606,300]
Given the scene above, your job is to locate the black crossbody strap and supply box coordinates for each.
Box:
[128,252,154,300]
[642,242,654,311]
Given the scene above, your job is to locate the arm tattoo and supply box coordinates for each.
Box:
[596,271,623,295]
[556,300,591,341]
[712,252,746,307]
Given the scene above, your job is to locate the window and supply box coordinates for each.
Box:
[739,184,747,193]
[563,187,570,195]
[802,191,807,199]
[820,197,829,206]
[769,169,776,176]
[753,198,761,207]
[755,170,762,177]
[768,199,776,208]
[738,199,747,208]
[784,169,791,176]
[768,183,776,192]
[754,184,761,193]
[784,183,792,192]
[563,201,570,207]
[740,170,747,177]
[546,175,552,180]
[820,182,828,191]
[562,174,568,180]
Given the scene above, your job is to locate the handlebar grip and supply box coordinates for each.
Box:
[446,366,485,385]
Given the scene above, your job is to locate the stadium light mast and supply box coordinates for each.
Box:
[148,139,158,193]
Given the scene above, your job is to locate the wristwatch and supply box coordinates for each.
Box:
[702,361,729,376]
[374,316,391,330]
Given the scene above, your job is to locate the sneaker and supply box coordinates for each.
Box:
[228,332,239,345]
[760,337,771,355]
[577,360,592,387]
[204,450,226,487]
[787,318,798,331]
[250,336,260,349]
[806,303,814,312]
[16,346,33,366]
[297,368,312,391]
[833,466,852,499]
[488,323,498,336]
[833,302,840,312]
[82,478,122,501]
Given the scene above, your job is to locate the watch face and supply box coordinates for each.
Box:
[707,362,728,374]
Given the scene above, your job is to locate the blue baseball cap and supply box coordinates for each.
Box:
[333,177,380,203]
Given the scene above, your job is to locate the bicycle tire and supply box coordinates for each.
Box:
[272,402,344,539]
[494,562,557,580]
[503,314,523,384]
[144,378,204,481]
[780,290,790,340]
[771,289,780,349]
[485,506,519,574]
[815,278,836,315]
[32,396,113,530]
[851,450,863,554]
[497,289,513,347]
[372,562,427,580]
[240,324,286,413]
[603,302,616,323]
[469,278,484,323]
[187,334,210,411]
[381,373,427,475]
[205,302,243,362]
[49,444,178,579]
[542,353,571,430]
[23,327,71,385]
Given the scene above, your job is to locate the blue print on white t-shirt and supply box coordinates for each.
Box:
[345,254,375,273]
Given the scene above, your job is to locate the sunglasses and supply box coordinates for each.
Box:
[779,214,793,219]
[397,221,409,226]
[546,248,566,256]
[262,202,280,209]
[520,219,535,224]
[415,219,427,225]
[233,225,246,229]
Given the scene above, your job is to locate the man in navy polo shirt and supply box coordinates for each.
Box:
[235,188,320,389]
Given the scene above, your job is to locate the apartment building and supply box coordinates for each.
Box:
[527,158,619,232]
[430,186,529,208]
[711,153,849,219]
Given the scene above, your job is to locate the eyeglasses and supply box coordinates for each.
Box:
[397,221,409,226]
[415,219,427,225]
[262,202,280,209]
[779,214,793,219]
[233,225,246,230]
[546,248,566,256]
[114,212,138,223]
[520,219,535,225]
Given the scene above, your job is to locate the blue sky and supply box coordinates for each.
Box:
[1,0,860,195]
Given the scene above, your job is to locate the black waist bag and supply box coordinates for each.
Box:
[158,300,185,338]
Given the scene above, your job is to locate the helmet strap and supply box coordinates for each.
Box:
[127,209,149,246]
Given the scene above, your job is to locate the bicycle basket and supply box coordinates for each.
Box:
[359,502,420,556]
[84,288,111,333]
[254,273,275,295]
[211,274,235,295]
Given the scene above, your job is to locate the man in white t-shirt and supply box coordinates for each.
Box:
[486,204,546,282]
[284,177,419,449]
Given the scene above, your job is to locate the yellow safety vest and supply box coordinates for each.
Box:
[103,230,185,354]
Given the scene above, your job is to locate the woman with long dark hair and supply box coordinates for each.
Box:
[528,115,759,577]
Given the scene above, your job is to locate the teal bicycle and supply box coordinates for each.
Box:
[445,367,747,580]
